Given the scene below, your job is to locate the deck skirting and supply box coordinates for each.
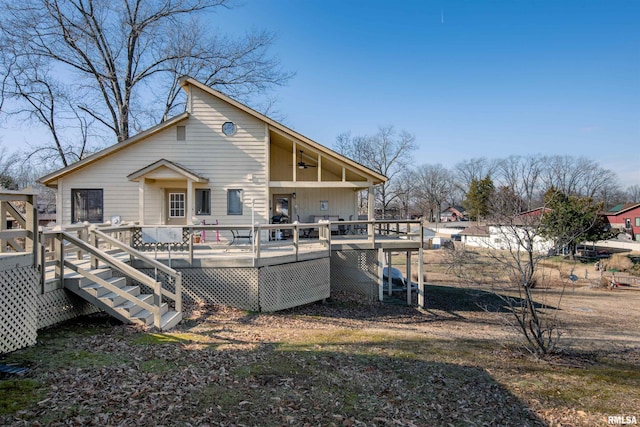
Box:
[133,257,330,312]
[330,249,379,300]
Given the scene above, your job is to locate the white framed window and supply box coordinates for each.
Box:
[227,189,243,215]
[196,189,211,215]
[169,192,186,218]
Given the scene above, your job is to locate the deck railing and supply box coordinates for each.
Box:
[38,219,423,268]
[44,228,182,328]
[0,191,38,261]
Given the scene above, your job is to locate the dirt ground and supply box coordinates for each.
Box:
[392,248,640,343]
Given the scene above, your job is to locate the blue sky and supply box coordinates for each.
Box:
[1,1,638,187]
[216,0,639,187]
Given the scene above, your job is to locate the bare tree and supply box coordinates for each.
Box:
[627,184,640,203]
[447,194,569,355]
[494,155,544,210]
[454,157,498,196]
[539,155,617,199]
[335,126,417,218]
[392,168,419,219]
[0,0,292,165]
[414,163,454,222]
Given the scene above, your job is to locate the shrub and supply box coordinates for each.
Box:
[608,254,633,272]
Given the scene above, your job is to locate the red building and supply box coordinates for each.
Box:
[604,203,640,241]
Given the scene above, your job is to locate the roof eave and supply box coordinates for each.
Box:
[37,112,190,187]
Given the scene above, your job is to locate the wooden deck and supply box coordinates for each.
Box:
[40,220,424,269]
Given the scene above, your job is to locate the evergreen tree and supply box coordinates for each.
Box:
[540,188,614,259]
[464,175,494,221]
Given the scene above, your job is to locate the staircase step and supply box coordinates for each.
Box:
[81,277,127,298]
[130,302,170,326]
[113,294,154,316]
[161,311,183,331]
[64,268,112,287]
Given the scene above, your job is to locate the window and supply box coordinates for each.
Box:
[635,217,640,227]
[176,125,186,141]
[227,189,243,215]
[72,189,103,223]
[196,189,211,215]
[169,193,185,218]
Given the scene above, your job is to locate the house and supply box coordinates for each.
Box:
[604,203,640,241]
[38,77,386,235]
[440,206,467,222]
[459,224,491,247]
[30,77,426,326]
[458,208,553,253]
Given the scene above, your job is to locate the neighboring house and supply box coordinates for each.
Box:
[459,225,491,247]
[604,203,640,241]
[459,208,553,253]
[38,77,386,235]
[440,206,467,222]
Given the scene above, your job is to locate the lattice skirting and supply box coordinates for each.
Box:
[1,265,39,354]
[137,258,330,312]
[36,289,101,330]
[259,258,330,312]
[330,250,378,300]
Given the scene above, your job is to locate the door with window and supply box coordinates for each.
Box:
[272,194,292,238]
[165,189,187,225]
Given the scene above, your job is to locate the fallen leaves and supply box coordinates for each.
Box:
[1,298,636,426]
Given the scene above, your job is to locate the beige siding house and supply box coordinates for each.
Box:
[39,77,386,235]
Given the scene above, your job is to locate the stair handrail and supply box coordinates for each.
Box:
[90,227,182,313]
[59,231,174,328]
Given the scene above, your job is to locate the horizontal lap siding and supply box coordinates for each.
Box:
[190,87,267,225]
[59,85,268,225]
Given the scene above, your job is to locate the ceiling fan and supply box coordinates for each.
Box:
[297,150,317,169]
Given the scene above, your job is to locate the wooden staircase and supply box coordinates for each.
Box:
[48,228,183,331]
[63,266,182,330]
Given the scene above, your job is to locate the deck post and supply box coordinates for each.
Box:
[54,233,64,284]
[406,250,412,306]
[417,247,424,307]
[293,223,299,261]
[25,193,38,258]
[39,228,46,293]
[378,248,384,301]
[387,251,392,296]
[188,226,194,266]
[89,227,99,269]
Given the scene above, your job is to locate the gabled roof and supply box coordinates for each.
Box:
[38,113,189,187]
[39,78,386,187]
[127,159,209,183]
[180,77,387,184]
[605,203,640,216]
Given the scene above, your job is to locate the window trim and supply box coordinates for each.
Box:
[195,188,211,215]
[227,189,243,215]
[168,192,186,218]
[71,189,104,223]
